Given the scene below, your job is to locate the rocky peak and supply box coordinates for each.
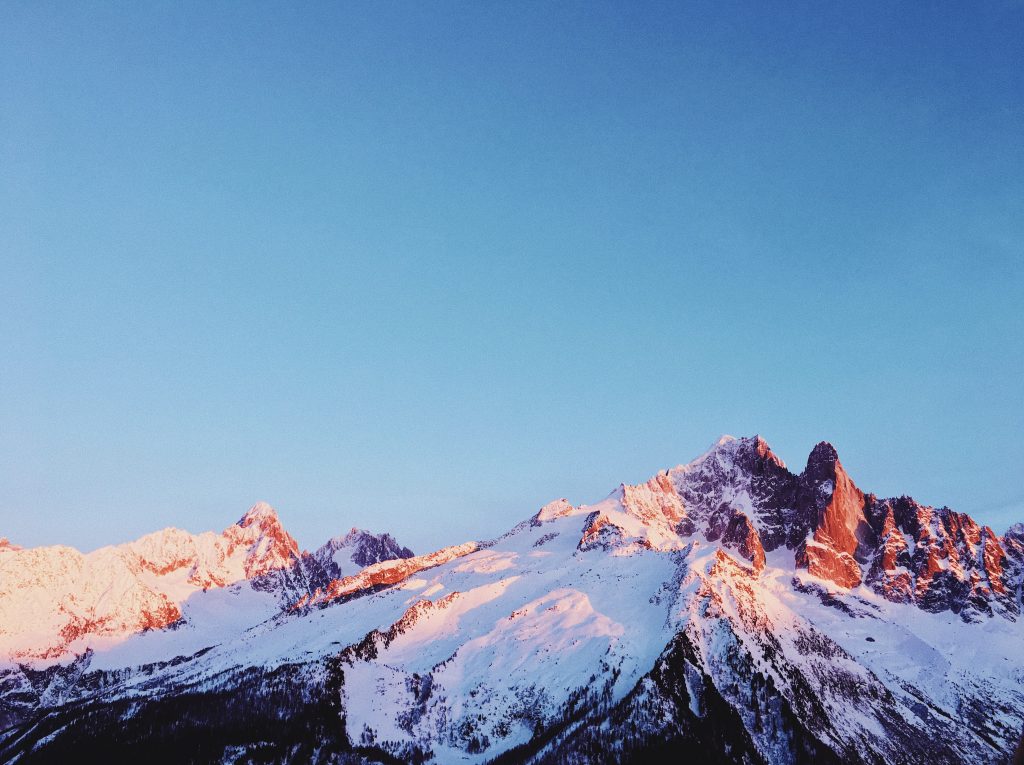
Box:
[237,501,282,530]
[669,435,739,476]
[0,504,413,662]
[797,443,862,526]
[346,530,414,569]
[679,434,787,479]
[803,441,840,481]
[1004,524,1024,558]
[753,434,787,468]
[574,435,796,555]
[670,434,800,551]
[0,537,21,552]
[225,503,300,580]
[1004,523,1024,553]
[311,528,414,579]
[846,493,1021,619]
[690,434,779,468]
[532,498,576,525]
[795,442,869,588]
[566,436,1014,619]
[1003,525,1024,606]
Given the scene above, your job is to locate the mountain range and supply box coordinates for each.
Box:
[1,435,1022,764]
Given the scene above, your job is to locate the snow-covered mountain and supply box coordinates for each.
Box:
[1,436,1022,764]
[0,502,303,662]
[310,529,415,581]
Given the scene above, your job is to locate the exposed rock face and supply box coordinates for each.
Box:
[1004,523,1024,604]
[578,511,630,552]
[671,436,799,550]
[858,496,1018,619]
[570,436,866,586]
[229,502,302,579]
[793,442,869,588]
[720,510,766,572]
[622,473,688,531]
[310,528,414,581]
[0,504,421,663]
[862,500,915,603]
[673,436,796,550]
[297,542,477,609]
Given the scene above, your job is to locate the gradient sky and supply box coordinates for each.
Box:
[1,1,1022,554]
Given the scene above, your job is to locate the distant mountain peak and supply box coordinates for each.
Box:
[338,527,383,544]
[804,440,841,474]
[311,527,414,578]
[671,434,785,477]
[532,498,576,525]
[237,501,281,528]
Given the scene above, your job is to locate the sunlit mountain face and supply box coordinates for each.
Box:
[2,436,1022,764]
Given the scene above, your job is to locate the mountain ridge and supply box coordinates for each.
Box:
[1,435,1021,764]
[0,503,416,663]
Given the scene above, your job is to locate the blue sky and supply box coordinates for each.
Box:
[1,1,1022,553]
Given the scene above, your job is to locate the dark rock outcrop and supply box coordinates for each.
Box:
[720,511,766,573]
[793,442,871,589]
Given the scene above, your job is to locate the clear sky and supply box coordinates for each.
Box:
[1,1,1022,554]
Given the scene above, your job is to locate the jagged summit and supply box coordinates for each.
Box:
[560,435,1017,620]
[668,434,787,479]
[803,439,841,477]
[237,500,281,528]
[311,527,414,579]
[319,526,412,552]
[670,433,739,473]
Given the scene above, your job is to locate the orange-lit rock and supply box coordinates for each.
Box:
[721,510,766,573]
[302,542,478,608]
[794,442,868,588]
